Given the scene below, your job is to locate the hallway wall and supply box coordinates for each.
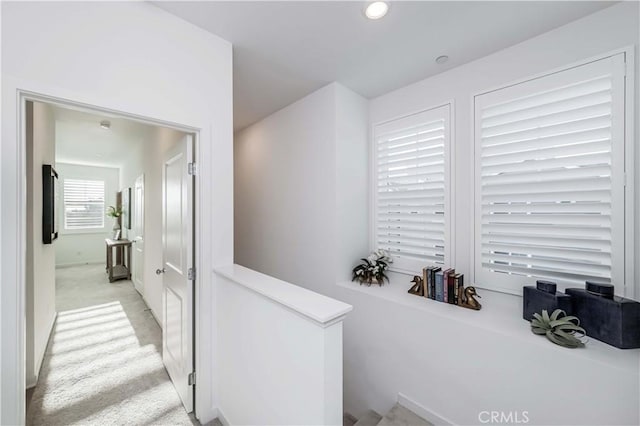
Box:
[25,101,57,388]
[120,127,185,323]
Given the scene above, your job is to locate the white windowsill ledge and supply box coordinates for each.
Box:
[215,264,353,327]
[337,271,639,370]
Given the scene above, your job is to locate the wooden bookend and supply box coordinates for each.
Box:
[408,275,424,296]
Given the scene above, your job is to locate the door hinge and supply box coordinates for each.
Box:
[188,268,196,281]
[188,162,197,175]
[188,371,196,386]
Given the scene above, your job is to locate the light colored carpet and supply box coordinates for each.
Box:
[26,263,198,426]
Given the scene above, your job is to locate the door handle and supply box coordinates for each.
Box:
[156,268,166,275]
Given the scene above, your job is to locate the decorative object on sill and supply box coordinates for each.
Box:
[408,276,424,296]
[352,249,392,286]
[531,309,586,348]
[460,286,482,310]
[566,282,640,349]
[107,205,123,233]
[523,280,573,322]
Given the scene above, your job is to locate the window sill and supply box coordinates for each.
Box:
[337,271,639,370]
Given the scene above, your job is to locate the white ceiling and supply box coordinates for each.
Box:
[154,1,616,131]
[54,106,153,168]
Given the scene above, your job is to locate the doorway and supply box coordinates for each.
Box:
[24,100,198,424]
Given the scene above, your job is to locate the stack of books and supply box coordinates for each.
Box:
[422,266,464,305]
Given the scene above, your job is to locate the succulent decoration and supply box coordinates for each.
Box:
[106,205,123,218]
[352,249,392,286]
[531,309,586,348]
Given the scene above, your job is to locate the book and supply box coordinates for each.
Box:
[455,274,464,305]
[420,267,428,297]
[430,267,441,300]
[423,267,431,298]
[453,273,462,305]
[442,268,453,303]
[435,270,444,302]
[447,270,456,304]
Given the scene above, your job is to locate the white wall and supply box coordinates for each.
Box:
[25,101,57,388]
[119,127,184,322]
[215,265,351,426]
[235,3,640,425]
[1,2,233,424]
[54,163,120,267]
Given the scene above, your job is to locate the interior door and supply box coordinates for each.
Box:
[132,174,145,295]
[161,135,194,413]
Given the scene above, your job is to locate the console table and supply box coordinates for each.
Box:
[105,238,132,283]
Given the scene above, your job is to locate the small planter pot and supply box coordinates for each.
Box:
[356,276,385,286]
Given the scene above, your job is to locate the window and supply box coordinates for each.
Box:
[474,55,626,294]
[374,104,451,273]
[63,178,106,230]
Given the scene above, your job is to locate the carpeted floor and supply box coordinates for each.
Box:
[26,263,200,426]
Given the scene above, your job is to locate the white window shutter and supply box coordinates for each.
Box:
[474,55,626,294]
[63,179,106,230]
[374,104,451,273]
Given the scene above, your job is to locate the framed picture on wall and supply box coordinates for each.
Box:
[42,164,59,244]
[122,187,132,230]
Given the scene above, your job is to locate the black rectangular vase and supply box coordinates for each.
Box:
[523,280,572,322]
[565,282,640,349]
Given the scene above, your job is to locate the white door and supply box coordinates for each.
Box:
[132,174,145,295]
[161,135,194,413]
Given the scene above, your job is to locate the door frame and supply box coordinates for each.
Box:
[8,89,210,423]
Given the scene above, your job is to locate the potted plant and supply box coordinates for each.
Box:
[352,249,393,286]
[106,205,122,234]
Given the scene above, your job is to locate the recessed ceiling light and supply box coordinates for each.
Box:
[365,1,389,20]
[100,120,111,129]
[435,55,449,64]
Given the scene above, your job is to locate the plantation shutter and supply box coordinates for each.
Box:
[63,178,105,230]
[474,55,625,293]
[375,104,451,273]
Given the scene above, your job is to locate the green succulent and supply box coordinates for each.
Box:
[531,309,586,348]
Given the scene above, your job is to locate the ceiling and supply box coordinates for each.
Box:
[154,1,616,131]
[54,105,153,168]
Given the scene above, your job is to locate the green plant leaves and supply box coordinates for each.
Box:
[530,309,586,349]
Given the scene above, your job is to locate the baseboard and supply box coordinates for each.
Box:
[32,312,58,386]
[143,298,162,329]
[398,393,453,426]
[56,261,103,269]
[216,408,230,426]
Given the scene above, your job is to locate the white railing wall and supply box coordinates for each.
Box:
[214,265,352,425]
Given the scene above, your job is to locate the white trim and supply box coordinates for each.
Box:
[33,312,57,387]
[216,408,229,426]
[622,49,636,300]
[370,101,455,273]
[4,86,213,425]
[397,393,453,426]
[214,264,353,327]
[55,261,103,269]
[472,46,635,99]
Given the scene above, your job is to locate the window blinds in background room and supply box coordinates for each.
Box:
[63,178,106,230]
[474,54,626,294]
[374,104,451,273]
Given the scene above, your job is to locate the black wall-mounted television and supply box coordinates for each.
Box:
[43,164,59,244]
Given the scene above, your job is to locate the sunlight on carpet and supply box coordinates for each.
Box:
[26,264,196,426]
